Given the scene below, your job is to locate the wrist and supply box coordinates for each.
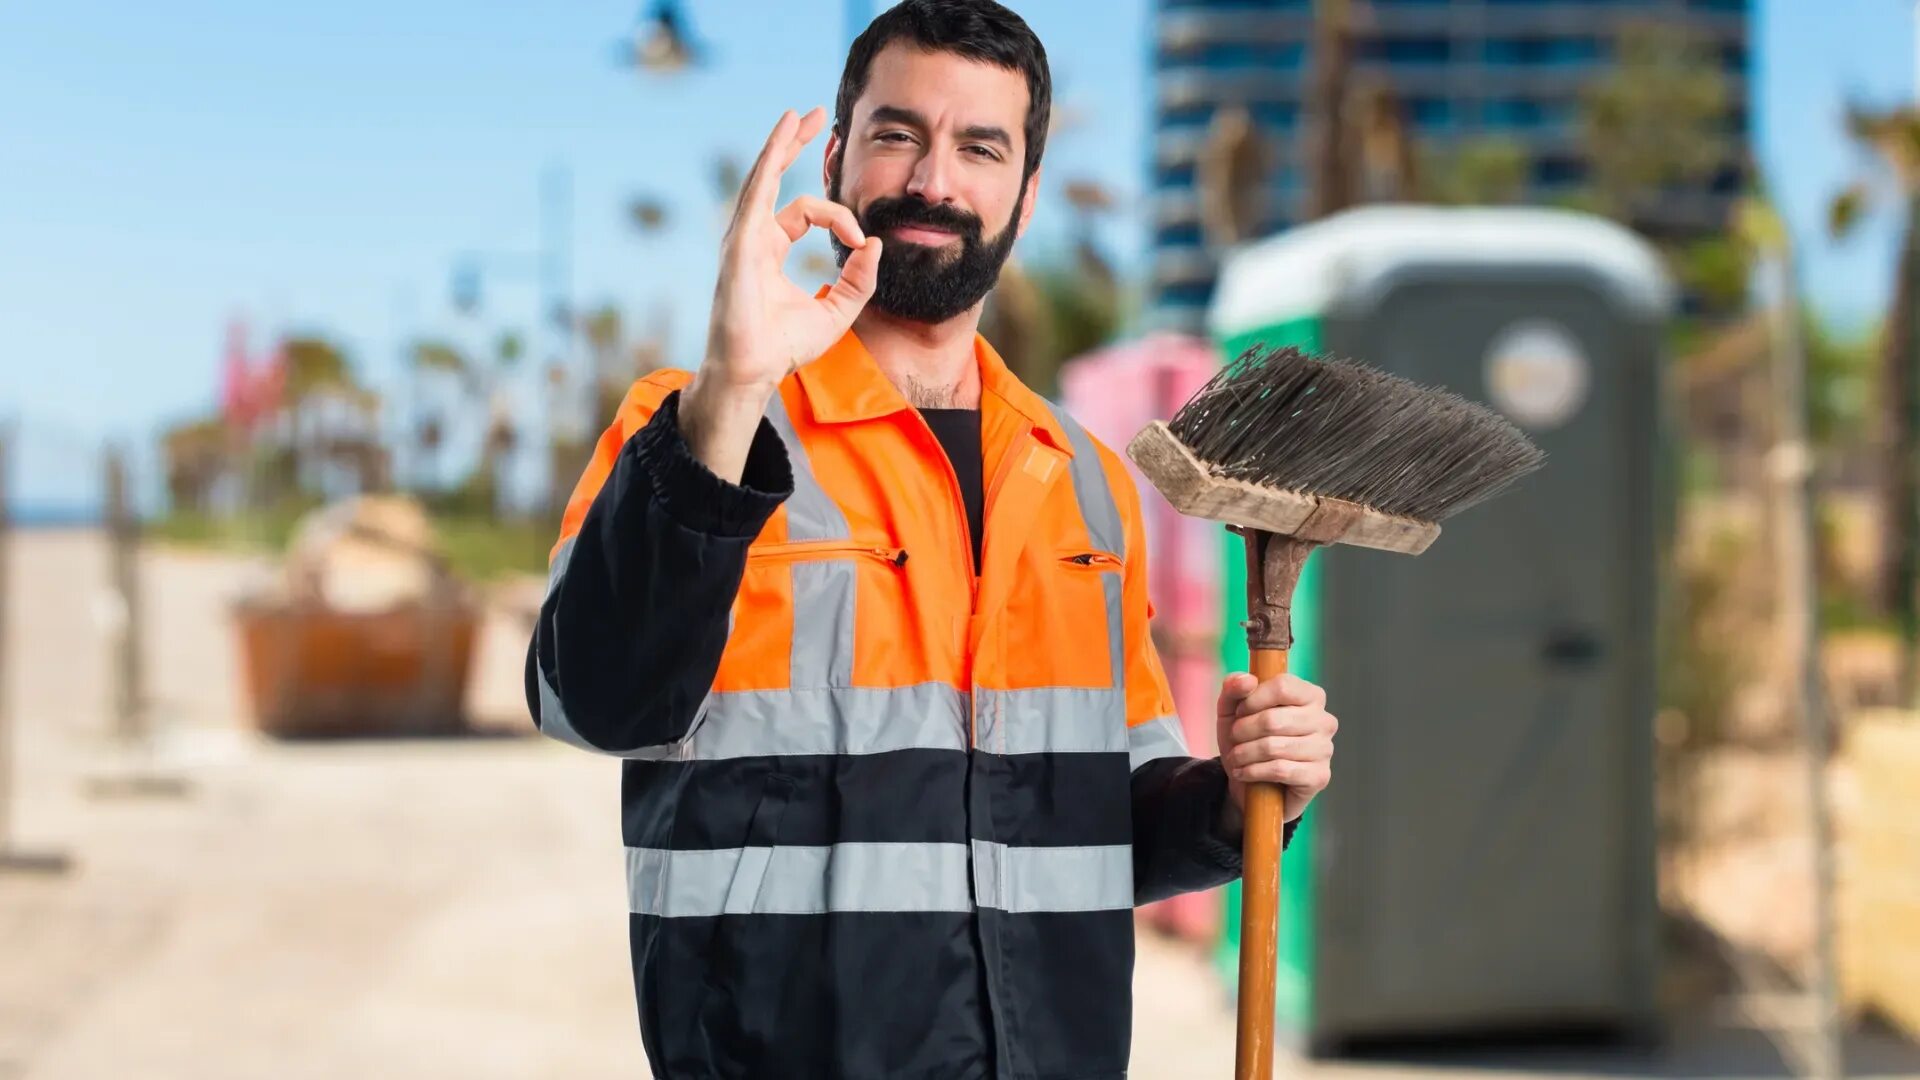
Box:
[1216,771,1246,838]
[681,373,777,484]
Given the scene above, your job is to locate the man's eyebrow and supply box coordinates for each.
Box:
[866,105,1014,150]
[866,105,927,129]
[958,124,1013,150]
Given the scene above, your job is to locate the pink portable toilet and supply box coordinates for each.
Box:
[1060,333,1223,944]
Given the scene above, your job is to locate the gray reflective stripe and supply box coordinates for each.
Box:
[764,392,857,688]
[974,686,1126,756]
[535,664,709,759]
[546,535,576,601]
[1050,406,1128,688]
[1127,714,1191,770]
[630,683,969,760]
[1100,571,1124,688]
[627,842,973,916]
[1049,406,1126,557]
[971,840,1134,913]
[791,560,856,687]
[764,393,849,542]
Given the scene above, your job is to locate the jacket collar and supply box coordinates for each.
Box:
[794,319,1074,457]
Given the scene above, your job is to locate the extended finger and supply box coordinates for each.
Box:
[731,110,799,228]
[1228,706,1333,746]
[776,196,866,247]
[1234,672,1325,715]
[742,106,827,221]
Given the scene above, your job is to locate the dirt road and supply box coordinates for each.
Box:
[2,531,1913,1079]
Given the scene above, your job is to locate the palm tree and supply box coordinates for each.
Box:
[409,339,470,495]
[582,304,629,426]
[1305,0,1359,220]
[1831,105,1920,701]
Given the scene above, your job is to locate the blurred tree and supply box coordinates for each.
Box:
[582,304,630,425]
[628,197,670,233]
[161,415,228,515]
[409,338,470,495]
[1420,137,1530,206]
[1805,319,1876,458]
[1580,18,1746,325]
[1831,105,1920,691]
[281,336,355,402]
[1674,235,1752,314]
[276,336,383,499]
[1580,19,1732,224]
[479,329,525,519]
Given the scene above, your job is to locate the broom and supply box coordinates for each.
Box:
[1126,345,1546,1080]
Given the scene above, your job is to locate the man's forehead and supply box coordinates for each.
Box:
[854,44,1028,134]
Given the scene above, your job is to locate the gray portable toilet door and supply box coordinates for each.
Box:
[1326,278,1644,1031]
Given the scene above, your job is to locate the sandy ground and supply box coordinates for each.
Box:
[1,530,1915,1079]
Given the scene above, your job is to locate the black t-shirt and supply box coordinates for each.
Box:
[919,408,984,573]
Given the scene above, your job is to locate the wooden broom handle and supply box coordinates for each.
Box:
[1235,645,1289,1080]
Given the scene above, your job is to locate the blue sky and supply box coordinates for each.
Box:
[0,0,1910,508]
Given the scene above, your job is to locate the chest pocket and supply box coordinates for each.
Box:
[997,547,1123,690]
[715,539,908,693]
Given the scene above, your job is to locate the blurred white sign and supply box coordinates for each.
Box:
[1484,320,1589,430]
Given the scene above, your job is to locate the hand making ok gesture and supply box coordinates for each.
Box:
[682,106,882,481]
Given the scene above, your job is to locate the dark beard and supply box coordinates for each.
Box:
[828,162,1023,325]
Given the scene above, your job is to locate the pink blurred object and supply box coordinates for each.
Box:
[217,316,287,433]
[1060,333,1223,944]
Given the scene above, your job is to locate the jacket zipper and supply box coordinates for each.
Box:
[902,409,979,738]
[748,541,909,567]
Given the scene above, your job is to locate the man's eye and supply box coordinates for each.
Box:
[877,131,913,144]
[965,146,1000,160]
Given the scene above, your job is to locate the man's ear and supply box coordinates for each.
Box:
[1015,164,1042,239]
[822,131,843,194]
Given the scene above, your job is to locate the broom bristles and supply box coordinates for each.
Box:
[1168,344,1546,524]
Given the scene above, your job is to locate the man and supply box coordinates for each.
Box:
[528,2,1336,1077]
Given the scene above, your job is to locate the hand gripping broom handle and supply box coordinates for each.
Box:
[1235,528,1319,1080]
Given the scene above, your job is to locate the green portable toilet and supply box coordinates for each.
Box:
[1205,206,1673,1053]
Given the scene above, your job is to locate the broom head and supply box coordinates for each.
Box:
[1127,345,1546,555]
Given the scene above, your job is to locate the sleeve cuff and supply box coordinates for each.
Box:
[632,389,793,538]
[1199,760,1302,872]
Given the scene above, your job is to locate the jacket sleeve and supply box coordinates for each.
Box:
[1107,449,1297,905]
[525,382,792,755]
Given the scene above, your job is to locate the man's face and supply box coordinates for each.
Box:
[826,43,1039,324]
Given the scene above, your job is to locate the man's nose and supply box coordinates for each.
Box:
[905,147,957,205]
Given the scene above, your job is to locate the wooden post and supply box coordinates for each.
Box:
[0,422,73,873]
[1764,236,1843,1080]
[0,423,15,849]
[105,445,144,742]
[86,442,185,800]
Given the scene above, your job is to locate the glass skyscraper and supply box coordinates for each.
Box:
[1149,0,1751,329]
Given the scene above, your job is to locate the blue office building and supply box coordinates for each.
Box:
[1149,0,1751,330]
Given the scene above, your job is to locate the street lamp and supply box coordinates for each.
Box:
[624,0,700,74]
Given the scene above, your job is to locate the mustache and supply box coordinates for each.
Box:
[858,197,984,244]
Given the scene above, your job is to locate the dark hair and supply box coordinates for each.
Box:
[834,0,1052,182]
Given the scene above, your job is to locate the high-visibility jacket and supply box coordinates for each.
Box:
[529,329,1266,1080]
